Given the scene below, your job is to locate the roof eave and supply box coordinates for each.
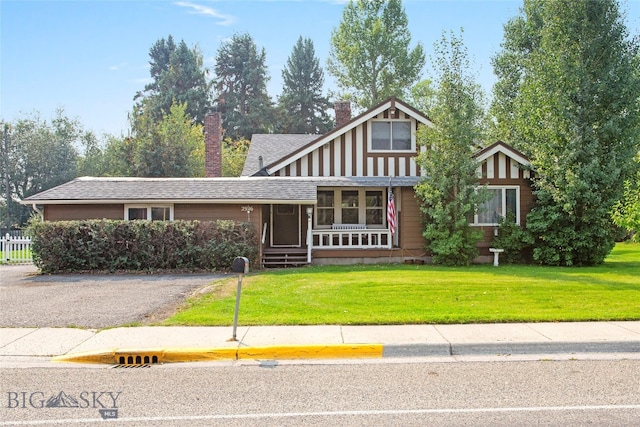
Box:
[22,198,318,205]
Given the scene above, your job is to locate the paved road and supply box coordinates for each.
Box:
[1,359,639,426]
[0,265,226,328]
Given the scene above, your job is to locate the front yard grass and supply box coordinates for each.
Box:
[161,242,640,326]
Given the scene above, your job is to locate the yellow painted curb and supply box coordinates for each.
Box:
[52,347,238,365]
[52,350,118,365]
[162,347,238,363]
[52,344,383,365]
[238,344,383,360]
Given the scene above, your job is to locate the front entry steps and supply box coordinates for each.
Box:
[262,248,309,268]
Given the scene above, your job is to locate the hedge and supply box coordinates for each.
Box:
[27,219,259,274]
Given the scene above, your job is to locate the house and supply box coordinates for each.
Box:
[21,97,534,266]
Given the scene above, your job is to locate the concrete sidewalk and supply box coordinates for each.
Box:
[1,322,639,365]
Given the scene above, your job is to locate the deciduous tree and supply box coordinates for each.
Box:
[2,110,80,226]
[491,0,640,265]
[414,31,486,266]
[126,103,204,177]
[328,0,425,110]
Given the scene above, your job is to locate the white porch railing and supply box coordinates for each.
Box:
[311,229,391,249]
[1,233,33,264]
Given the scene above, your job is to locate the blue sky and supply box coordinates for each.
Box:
[2,0,639,138]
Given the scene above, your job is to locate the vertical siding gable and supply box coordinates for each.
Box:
[274,110,424,178]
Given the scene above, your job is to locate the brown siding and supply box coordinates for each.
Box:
[399,188,426,255]
[42,203,264,233]
[44,204,124,221]
[174,203,263,230]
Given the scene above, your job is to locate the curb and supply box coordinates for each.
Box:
[383,341,640,357]
[50,341,640,365]
[52,344,384,365]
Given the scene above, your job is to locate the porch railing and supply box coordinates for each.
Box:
[311,229,391,249]
[1,233,33,264]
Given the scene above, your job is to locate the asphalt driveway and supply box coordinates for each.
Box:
[0,264,227,328]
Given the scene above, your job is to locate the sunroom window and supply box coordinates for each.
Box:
[341,190,359,224]
[315,189,386,227]
[371,121,412,151]
[125,205,173,221]
[317,190,334,226]
[365,191,384,225]
[473,187,518,225]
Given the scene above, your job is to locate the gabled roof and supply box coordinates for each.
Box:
[262,97,433,176]
[21,176,422,206]
[474,140,531,166]
[242,134,318,177]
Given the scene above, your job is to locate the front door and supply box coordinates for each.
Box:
[271,204,300,247]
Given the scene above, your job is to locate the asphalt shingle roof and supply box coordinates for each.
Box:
[242,134,319,176]
[22,176,422,205]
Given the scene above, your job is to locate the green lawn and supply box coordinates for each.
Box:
[161,242,640,326]
[0,249,32,264]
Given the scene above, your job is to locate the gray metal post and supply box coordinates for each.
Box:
[231,274,243,340]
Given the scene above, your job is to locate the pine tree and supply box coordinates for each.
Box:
[214,33,274,140]
[135,35,212,125]
[279,37,333,134]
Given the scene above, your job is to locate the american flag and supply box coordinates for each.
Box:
[387,183,397,235]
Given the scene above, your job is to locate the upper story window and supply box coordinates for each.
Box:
[125,205,173,221]
[370,120,412,151]
[472,187,518,226]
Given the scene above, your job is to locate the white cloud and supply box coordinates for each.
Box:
[108,62,128,72]
[173,2,236,25]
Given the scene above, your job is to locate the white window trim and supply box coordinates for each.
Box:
[368,119,415,153]
[472,186,520,226]
[124,204,174,221]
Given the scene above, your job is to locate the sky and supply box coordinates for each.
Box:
[2,0,639,138]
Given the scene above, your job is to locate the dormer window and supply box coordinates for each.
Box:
[370,120,412,151]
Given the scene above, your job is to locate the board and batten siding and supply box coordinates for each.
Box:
[273,110,425,178]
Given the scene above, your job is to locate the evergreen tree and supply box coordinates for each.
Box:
[279,37,333,134]
[414,31,486,266]
[214,33,275,140]
[135,35,212,125]
[328,0,425,110]
[491,0,640,265]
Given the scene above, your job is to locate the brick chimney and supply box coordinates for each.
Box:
[334,101,352,128]
[204,111,222,177]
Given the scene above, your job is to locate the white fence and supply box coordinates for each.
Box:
[1,233,33,264]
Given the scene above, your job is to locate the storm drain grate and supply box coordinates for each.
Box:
[116,354,160,365]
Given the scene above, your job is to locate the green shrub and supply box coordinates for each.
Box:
[492,213,535,264]
[27,219,258,274]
